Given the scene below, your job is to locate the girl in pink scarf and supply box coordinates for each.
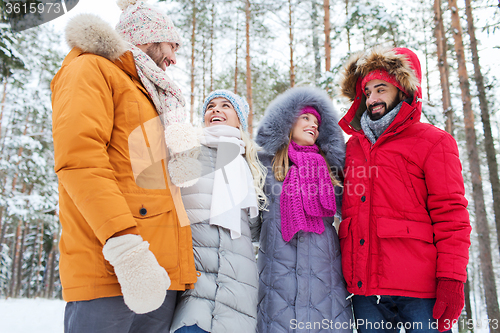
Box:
[279,106,339,241]
[254,86,351,333]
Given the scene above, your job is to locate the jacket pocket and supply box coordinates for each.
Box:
[338,217,353,287]
[377,217,437,293]
[124,192,179,270]
[395,156,424,207]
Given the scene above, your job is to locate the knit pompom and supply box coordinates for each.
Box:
[165,123,201,154]
[117,0,144,11]
[168,151,202,187]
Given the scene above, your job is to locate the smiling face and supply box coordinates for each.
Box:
[364,79,405,121]
[291,113,319,146]
[140,42,177,71]
[203,97,241,128]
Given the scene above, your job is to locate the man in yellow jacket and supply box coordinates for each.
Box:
[51,1,196,332]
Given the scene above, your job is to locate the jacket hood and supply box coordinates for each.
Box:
[256,86,345,171]
[65,14,128,61]
[339,47,422,134]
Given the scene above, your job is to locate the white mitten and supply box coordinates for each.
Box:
[168,148,202,187]
[165,123,203,187]
[102,234,171,314]
[164,123,201,154]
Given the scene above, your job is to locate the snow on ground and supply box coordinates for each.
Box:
[0,298,65,333]
[0,298,491,333]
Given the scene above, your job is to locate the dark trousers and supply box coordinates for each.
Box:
[64,292,177,333]
[352,295,452,333]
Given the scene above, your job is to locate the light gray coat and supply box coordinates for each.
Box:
[170,145,258,333]
[253,87,353,333]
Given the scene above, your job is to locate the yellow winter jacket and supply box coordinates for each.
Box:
[51,17,196,302]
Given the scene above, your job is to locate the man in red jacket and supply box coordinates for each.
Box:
[338,47,471,332]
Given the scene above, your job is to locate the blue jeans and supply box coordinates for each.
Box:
[352,295,452,333]
[175,325,209,333]
[64,292,177,333]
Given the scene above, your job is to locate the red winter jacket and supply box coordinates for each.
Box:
[338,47,471,298]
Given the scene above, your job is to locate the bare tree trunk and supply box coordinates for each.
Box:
[25,223,38,299]
[434,0,454,135]
[45,225,60,299]
[210,3,215,92]
[312,0,321,86]
[289,0,295,87]
[448,0,500,328]
[465,0,500,257]
[435,1,470,327]
[11,113,30,190]
[202,37,207,102]
[345,0,351,53]
[245,0,253,136]
[235,11,239,94]
[324,0,331,72]
[422,20,431,102]
[0,80,8,144]
[14,224,26,297]
[35,222,44,297]
[0,206,3,244]
[458,278,474,333]
[190,0,196,124]
[8,219,23,297]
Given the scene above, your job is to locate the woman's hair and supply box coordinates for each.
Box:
[240,127,268,209]
[272,134,341,187]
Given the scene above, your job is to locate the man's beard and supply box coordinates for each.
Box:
[145,43,169,69]
[367,95,402,121]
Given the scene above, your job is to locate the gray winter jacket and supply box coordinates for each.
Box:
[170,145,258,333]
[254,87,353,333]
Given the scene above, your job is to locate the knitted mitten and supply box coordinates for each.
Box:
[432,278,465,332]
[103,234,170,314]
[165,123,202,187]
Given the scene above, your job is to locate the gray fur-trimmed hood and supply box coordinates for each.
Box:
[256,86,345,172]
[65,14,128,61]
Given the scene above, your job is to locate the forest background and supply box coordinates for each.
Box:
[0,0,499,332]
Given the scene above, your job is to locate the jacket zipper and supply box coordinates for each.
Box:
[363,105,416,294]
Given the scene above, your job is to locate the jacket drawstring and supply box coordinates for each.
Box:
[346,293,354,301]
[376,295,381,304]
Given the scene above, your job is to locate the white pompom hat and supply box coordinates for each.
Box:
[115,0,182,48]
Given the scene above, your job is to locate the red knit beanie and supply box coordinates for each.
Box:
[361,68,408,96]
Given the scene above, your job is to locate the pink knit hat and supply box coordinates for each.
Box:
[116,0,181,47]
[361,68,408,96]
[300,106,321,126]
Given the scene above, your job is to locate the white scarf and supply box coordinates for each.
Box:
[129,44,186,126]
[201,125,259,239]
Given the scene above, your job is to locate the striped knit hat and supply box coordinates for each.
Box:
[202,90,250,131]
[116,0,181,47]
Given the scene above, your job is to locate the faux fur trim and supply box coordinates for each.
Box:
[340,47,420,101]
[65,14,128,61]
[256,86,345,171]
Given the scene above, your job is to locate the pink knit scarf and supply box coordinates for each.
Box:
[280,141,337,242]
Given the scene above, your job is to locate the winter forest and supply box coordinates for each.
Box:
[0,0,499,331]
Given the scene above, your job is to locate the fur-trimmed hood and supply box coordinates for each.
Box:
[338,47,423,135]
[65,14,128,61]
[256,86,345,172]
